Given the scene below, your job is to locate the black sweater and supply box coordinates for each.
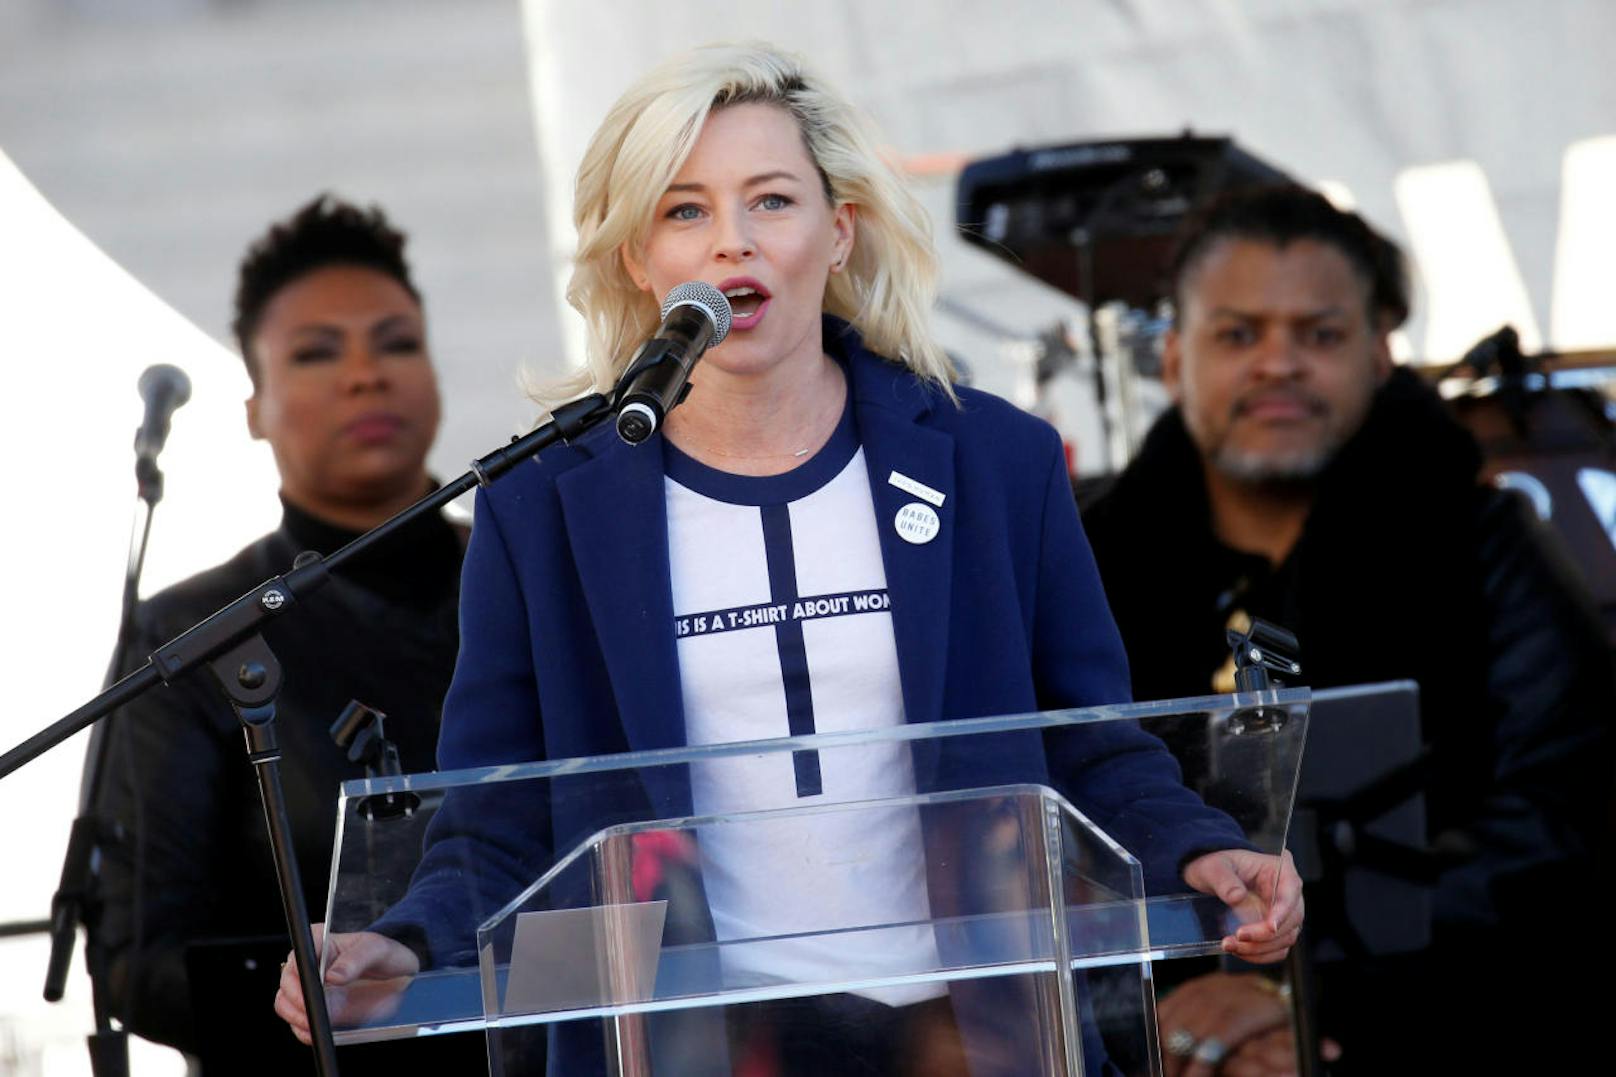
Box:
[91,493,467,1070]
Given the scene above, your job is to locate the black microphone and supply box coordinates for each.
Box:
[134,363,193,463]
[615,281,732,444]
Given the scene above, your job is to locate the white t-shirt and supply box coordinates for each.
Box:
[664,403,942,1005]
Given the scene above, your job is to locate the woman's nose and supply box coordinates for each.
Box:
[711,207,756,262]
[340,345,389,392]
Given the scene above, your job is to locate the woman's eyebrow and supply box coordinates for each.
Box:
[369,313,418,336]
[664,170,804,194]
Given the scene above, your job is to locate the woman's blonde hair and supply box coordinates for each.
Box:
[548,41,954,405]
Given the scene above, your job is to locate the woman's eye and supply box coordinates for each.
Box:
[382,337,423,355]
[292,346,338,364]
[666,203,704,221]
[756,193,792,211]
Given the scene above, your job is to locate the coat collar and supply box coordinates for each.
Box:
[553,319,959,753]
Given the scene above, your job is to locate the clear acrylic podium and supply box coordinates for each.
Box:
[318,685,1359,1075]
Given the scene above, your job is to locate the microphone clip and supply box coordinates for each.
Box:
[330,700,419,820]
[613,339,695,444]
[613,338,695,407]
[1226,618,1302,734]
[135,452,165,505]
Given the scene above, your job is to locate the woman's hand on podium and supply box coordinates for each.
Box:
[273,922,421,1045]
[1181,848,1303,963]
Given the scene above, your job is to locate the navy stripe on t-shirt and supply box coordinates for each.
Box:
[760,503,823,797]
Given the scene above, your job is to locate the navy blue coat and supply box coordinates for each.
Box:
[378,322,1244,1072]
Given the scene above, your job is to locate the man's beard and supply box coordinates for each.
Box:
[1199,387,1349,486]
[1209,440,1337,485]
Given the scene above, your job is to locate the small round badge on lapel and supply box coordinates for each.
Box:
[894,502,940,544]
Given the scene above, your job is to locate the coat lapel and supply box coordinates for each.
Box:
[554,433,687,754]
[850,356,957,729]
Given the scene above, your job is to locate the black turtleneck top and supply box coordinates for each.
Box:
[92,491,468,1068]
[277,493,462,612]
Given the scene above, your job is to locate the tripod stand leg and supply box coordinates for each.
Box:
[211,636,341,1077]
[246,744,341,1077]
[1287,933,1320,1077]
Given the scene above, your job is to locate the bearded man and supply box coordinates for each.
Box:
[1082,186,1611,1073]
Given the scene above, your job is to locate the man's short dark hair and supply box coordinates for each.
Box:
[231,195,421,385]
[1168,185,1410,328]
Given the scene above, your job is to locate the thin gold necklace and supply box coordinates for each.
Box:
[674,365,844,462]
[674,412,837,462]
[676,439,814,461]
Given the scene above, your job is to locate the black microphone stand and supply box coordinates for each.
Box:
[1,391,614,1077]
[1226,621,1320,1077]
[37,437,172,1077]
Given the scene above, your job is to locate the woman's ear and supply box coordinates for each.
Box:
[245,392,264,441]
[620,244,653,294]
[830,203,856,273]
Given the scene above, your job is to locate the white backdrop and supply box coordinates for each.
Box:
[0,151,271,1077]
[523,0,1616,370]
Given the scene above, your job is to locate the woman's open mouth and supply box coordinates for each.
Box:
[719,278,772,330]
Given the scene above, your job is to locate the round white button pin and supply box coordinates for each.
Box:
[894,502,940,544]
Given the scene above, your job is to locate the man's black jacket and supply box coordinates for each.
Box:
[1082,369,1613,1069]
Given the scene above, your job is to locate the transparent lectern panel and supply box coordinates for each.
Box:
[1287,680,1429,961]
[320,683,1357,1067]
[478,787,1141,1076]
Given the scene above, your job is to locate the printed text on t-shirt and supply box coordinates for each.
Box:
[675,589,892,638]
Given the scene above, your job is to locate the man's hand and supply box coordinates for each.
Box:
[1222,1026,1342,1077]
[1157,972,1291,1077]
[1182,848,1303,962]
[1159,975,1344,1077]
[272,923,420,1045]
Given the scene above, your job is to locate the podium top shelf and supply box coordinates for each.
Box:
[338,685,1336,800]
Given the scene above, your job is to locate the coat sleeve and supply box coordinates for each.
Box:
[89,608,245,1053]
[369,486,554,967]
[1437,489,1614,935]
[1027,431,1252,892]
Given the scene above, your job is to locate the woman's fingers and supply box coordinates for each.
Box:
[1185,849,1305,962]
[1264,851,1304,932]
[1185,852,1251,908]
[1226,926,1302,963]
[273,949,312,1045]
[1224,921,1301,962]
[274,923,323,1043]
[273,927,420,1044]
[327,931,419,983]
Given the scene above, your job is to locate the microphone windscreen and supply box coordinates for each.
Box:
[138,363,193,408]
[661,281,733,347]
